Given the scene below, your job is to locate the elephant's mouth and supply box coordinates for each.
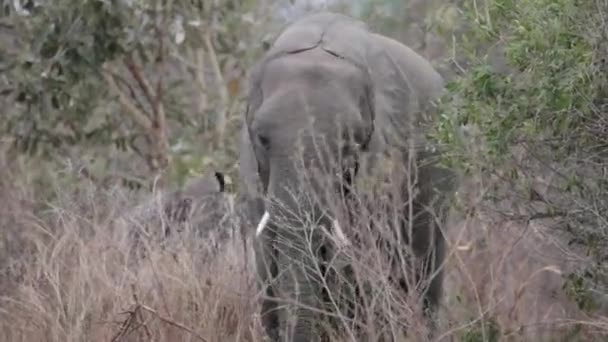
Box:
[254,154,359,249]
[255,210,350,248]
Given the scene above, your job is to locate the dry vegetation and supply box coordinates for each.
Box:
[1,144,606,342]
[441,179,608,341]
[0,159,259,342]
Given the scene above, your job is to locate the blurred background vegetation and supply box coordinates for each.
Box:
[1,0,607,340]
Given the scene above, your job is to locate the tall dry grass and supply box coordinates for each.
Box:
[0,152,606,342]
[0,159,260,342]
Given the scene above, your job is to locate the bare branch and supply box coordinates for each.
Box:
[195,47,209,124]
[102,64,153,132]
[112,71,148,115]
[149,1,170,173]
[123,53,157,109]
[498,209,571,224]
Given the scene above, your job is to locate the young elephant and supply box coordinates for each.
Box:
[162,171,228,237]
[121,171,234,263]
[238,12,458,341]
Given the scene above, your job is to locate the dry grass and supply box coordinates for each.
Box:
[439,176,608,341]
[0,156,606,342]
[0,163,260,342]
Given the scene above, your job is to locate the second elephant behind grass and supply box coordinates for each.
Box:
[116,171,238,266]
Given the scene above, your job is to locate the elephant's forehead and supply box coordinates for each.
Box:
[267,12,372,69]
[253,84,362,137]
[259,48,365,97]
[254,49,365,131]
[257,77,360,134]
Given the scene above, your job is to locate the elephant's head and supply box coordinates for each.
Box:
[162,171,226,224]
[246,47,376,243]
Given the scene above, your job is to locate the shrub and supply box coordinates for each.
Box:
[433,0,608,319]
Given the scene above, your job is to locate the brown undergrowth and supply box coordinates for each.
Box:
[0,158,606,341]
[0,160,259,342]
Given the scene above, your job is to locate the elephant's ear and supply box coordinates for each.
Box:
[240,59,271,196]
[244,50,292,128]
[245,61,265,129]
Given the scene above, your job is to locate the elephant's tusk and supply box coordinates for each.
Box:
[255,211,270,237]
[332,219,350,247]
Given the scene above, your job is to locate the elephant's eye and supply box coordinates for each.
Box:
[257,134,271,150]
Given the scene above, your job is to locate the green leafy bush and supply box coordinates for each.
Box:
[433,0,608,315]
[1,0,270,189]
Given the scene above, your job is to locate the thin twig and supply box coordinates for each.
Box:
[498,210,570,224]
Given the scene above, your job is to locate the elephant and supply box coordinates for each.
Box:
[120,171,235,264]
[237,12,458,341]
[161,171,228,235]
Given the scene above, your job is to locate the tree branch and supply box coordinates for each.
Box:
[123,53,156,109]
[148,0,170,173]
[102,64,153,132]
[203,31,228,145]
[195,47,209,127]
[112,71,148,116]
[499,209,571,224]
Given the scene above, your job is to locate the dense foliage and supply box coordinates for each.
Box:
[1,0,273,188]
[433,0,608,315]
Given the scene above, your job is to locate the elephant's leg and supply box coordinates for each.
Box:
[418,213,445,328]
[384,203,441,342]
[407,202,444,316]
[411,211,448,342]
[408,160,455,336]
[254,234,280,340]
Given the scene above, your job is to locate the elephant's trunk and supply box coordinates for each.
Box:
[263,204,321,340]
[256,161,324,340]
[254,153,352,340]
[276,237,320,341]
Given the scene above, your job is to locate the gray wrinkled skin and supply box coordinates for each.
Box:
[238,12,457,341]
